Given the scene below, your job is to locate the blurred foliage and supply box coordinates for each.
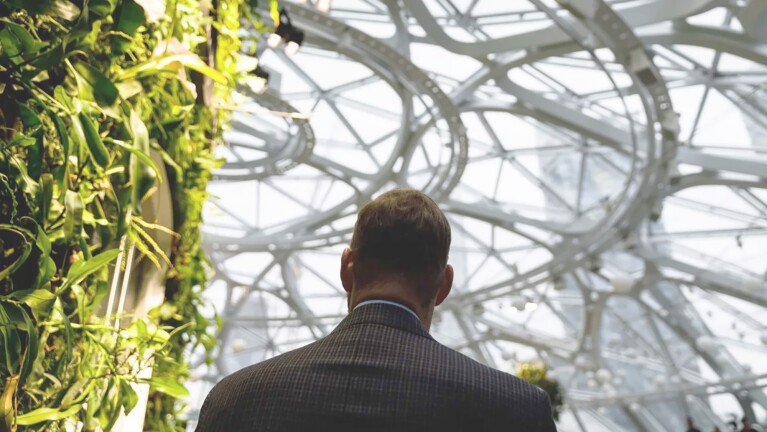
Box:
[517,361,564,421]
[0,0,271,430]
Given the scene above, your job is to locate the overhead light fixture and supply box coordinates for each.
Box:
[267,8,293,48]
[232,338,246,353]
[315,0,332,12]
[249,65,270,94]
[284,28,304,56]
[595,368,612,384]
[267,32,283,48]
[610,271,634,294]
[268,8,305,56]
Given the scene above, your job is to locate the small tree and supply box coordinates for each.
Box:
[517,361,564,421]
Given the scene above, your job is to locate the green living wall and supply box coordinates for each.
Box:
[0,0,268,430]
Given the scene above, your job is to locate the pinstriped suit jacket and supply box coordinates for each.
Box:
[195,303,557,431]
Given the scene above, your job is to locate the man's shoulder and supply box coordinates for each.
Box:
[422,341,554,428]
[198,342,318,417]
[436,341,547,398]
[216,342,317,387]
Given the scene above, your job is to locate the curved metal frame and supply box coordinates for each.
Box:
[190,1,767,430]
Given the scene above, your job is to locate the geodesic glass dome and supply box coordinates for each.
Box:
[188,1,767,430]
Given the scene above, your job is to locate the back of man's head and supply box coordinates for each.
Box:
[350,189,451,302]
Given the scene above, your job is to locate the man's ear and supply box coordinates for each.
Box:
[435,264,453,306]
[340,248,354,295]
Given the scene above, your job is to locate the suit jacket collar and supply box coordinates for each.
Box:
[334,303,434,340]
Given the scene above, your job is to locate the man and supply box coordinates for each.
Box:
[686,416,702,432]
[196,189,557,431]
[740,416,754,432]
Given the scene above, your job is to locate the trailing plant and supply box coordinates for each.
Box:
[516,361,564,421]
[142,0,279,429]
[0,0,270,430]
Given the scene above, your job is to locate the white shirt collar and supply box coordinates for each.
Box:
[354,299,420,321]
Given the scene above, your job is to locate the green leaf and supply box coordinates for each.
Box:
[112,186,130,238]
[38,173,53,224]
[54,86,75,113]
[52,165,69,204]
[0,224,34,281]
[52,299,73,363]
[25,141,43,181]
[69,112,87,164]
[112,141,162,206]
[84,381,99,427]
[17,306,38,386]
[16,404,82,426]
[176,60,229,85]
[0,174,19,223]
[78,112,110,168]
[30,42,66,71]
[8,133,36,148]
[120,54,228,85]
[58,249,120,293]
[104,401,123,431]
[60,377,88,409]
[34,226,57,290]
[73,61,119,106]
[129,110,150,153]
[63,190,84,244]
[2,302,26,329]
[79,236,92,261]
[0,374,18,432]
[27,138,43,180]
[92,279,110,309]
[34,224,52,259]
[10,290,56,322]
[0,20,45,62]
[6,154,37,194]
[149,118,183,138]
[0,26,21,60]
[157,146,182,180]
[147,377,189,398]
[0,302,21,374]
[93,195,116,246]
[117,112,162,210]
[49,112,70,161]
[70,377,98,407]
[114,0,145,53]
[17,103,43,180]
[119,379,138,413]
[17,102,41,128]
[88,0,118,17]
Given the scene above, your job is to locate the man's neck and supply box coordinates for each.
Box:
[350,287,433,330]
